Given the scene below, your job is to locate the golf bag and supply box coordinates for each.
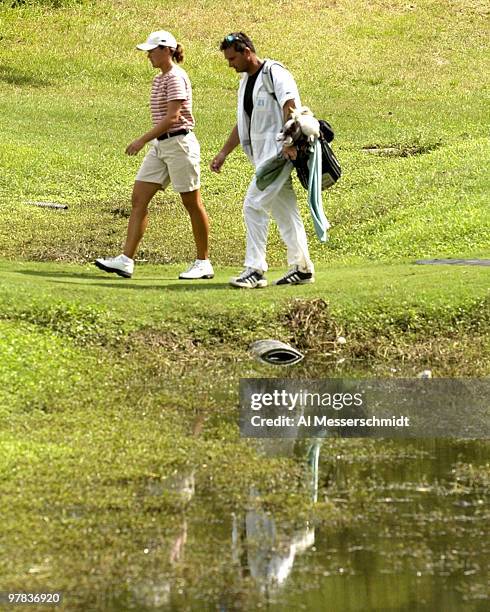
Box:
[261,60,341,191]
[292,120,342,191]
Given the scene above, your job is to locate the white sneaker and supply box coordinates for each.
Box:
[95,254,134,278]
[179,259,214,280]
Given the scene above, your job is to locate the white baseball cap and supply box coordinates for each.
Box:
[136,30,177,51]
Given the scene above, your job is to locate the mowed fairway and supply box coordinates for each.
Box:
[0,0,488,264]
[0,0,489,609]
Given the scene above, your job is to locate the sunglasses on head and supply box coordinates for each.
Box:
[225,33,249,47]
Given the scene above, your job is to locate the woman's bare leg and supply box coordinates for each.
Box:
[179,189,210,260]
[123,180,161,258]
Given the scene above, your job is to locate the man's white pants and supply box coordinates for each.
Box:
[243,162,313,273]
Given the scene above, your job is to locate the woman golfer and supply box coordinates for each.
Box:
[95,30,213,279]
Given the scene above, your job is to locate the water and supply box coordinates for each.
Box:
[101,439,489,611]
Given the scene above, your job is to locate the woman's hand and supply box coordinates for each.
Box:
[125,138,146,156]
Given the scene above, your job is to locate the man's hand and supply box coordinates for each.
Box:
[125,138,146,156]
[282,144,297,161]
[210,151,227,173]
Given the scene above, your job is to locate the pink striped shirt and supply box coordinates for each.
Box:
[150,65,195,130]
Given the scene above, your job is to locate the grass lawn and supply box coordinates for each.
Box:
[0,0,489,608]
[0,257,489,607]
[0,0,489,264]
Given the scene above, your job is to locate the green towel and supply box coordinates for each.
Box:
[307,139,330,242]
[255,155,288,191]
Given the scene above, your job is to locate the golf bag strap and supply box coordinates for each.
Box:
[261,59,285,103]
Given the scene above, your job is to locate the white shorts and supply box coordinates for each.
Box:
[135,132,200,193]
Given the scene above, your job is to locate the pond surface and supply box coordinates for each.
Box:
[103,439,489,612]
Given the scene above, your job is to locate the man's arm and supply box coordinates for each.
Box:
[282,99,296,123]
[282,99,298,161]
[210,124,240,173]
[126,100,183,156]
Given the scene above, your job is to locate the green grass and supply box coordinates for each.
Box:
[0,0,489,264]
[1,258,489,375]
[0,258,488,606]
[0,1,489,607]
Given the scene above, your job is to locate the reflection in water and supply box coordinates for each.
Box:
[127,437,324,610]
[131,470,195,609]
[231,438,323,594]
[129,416,203,610]
[232,490,315,590]
[111,439,488,612]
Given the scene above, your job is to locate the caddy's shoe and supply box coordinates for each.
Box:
[94,254,134,278]
[179,259,214,280]
[229,267,267,289]
[274,265,314,285]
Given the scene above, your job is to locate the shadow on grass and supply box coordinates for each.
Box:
[80,281,231,291]
[0,65,52,88]
[18,270,106,280]
[17,270,231,289]
[29,277,231,291]
[18,269,238,289]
